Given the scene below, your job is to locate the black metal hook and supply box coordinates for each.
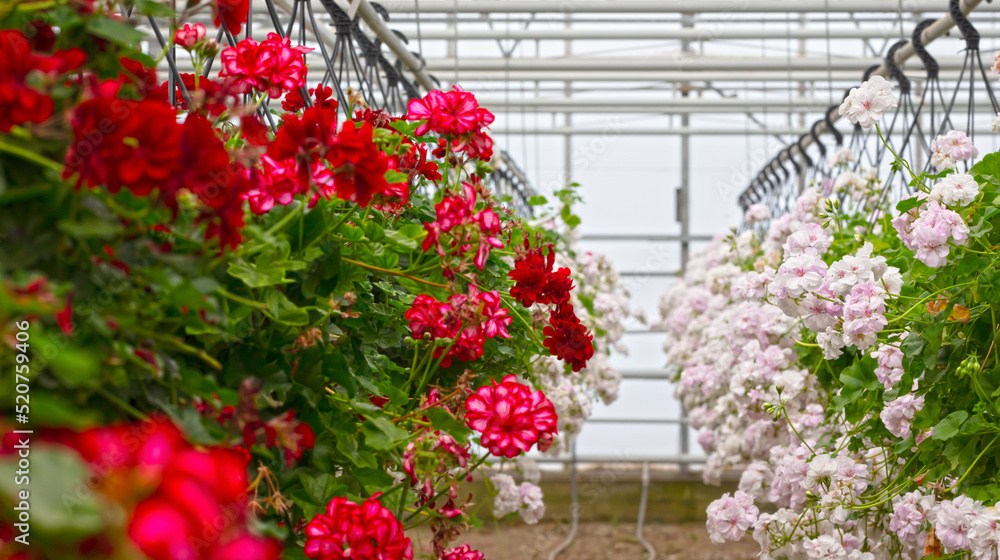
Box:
[912,18,939,79]
[781,147,802,176]
[772,157,789,182]
[757,163,774,191]
[862,64,881,82]
[950,0,981,50]
[370,2,390,20]
[824,106,844,146]
[796,134,814,169]
[885,40,911,95]
[810,120,827,157]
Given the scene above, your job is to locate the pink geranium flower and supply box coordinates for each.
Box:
[464,375,558,458]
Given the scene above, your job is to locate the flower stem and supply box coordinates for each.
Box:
[95,387,148,420]
[341,257,449,289]
[0,140,65,172]
[216,287,268,310]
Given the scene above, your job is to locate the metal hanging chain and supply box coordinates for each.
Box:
[939,0,1000,146]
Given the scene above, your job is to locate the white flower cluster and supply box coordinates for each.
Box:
[656,216,814,485]
[827,147,856,169]
[892,171,979,268]
[490,472,546,524]
[829,166,883,210]
[533,229,644,453]
[662,177,987,558]
[930,130,979,172]
[838,76,899,129]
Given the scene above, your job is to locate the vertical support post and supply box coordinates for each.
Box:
[563,12,572,190]
[679,13,692,269]
[447,0,457,86]
[678,13,693,476]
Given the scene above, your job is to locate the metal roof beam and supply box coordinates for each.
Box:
[423,55,980,72]
[468,95,1000,112]
[489,126,1000,135]
[384,0,1000,13]
[389,27,1000,40]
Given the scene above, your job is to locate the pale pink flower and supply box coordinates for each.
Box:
[706,491,759,543]
[838,76,898,128]
[880,393,924,439]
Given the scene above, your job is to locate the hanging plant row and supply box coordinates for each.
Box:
[660,75,1000,558]
[0,2,639,559]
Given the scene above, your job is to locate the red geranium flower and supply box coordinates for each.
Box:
[173,112,230,203]
[354,108,398,130]
[246,155,303,215]
[0,30,60,132]
[398,142,441,182]
[406,87,495,161]
[304,495,412,560]
[164,73,239,115]
[324,122,391,207]
[65,81,183,199]
[405,286,512,367]
[543,266,574,305]
[281,87,306,112]
[406,87,492,137]
[282,85,337,113]
[542,305,595,372]
[371,158,410,213]
[508,247,574,307]
[508,249,550,307]
[267,104,339,162]
[197,164,254,250]
[464,375,557,458]
[421,182,504,272]
[405,294,458,341]
[56,295,73,335]
[213,0,250,35]
[120,56,158,97]
[219,33,311,97]
[37,417,279,560]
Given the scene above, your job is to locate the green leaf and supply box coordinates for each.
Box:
[528,195,548,206]
[971,152,1000,180]
[341,225,365,242]
[228,247,307,288]
[262,289,309,325]
[39,343,99,389]
[58,218,123,239]
[384,230,418,250]
[896,196,923,214]
[85,18,144,48]
[424,407,471,439]
[299,473,347,504]
[323,352,356,397]
[363,222,385,242]
[385,170,409,183]
[361,417,409,450]
[353,467,396,489]
[29,392,100,429]
[130,0,175,17]
[933,411,970,441]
